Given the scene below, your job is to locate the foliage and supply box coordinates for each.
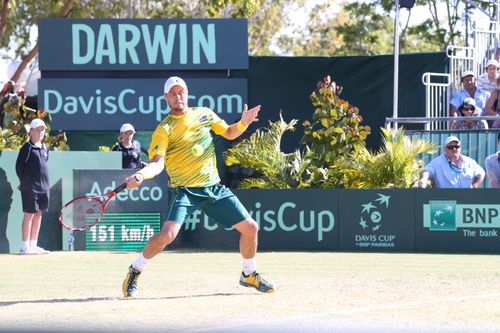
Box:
[335,2,395,56]
[0,127,25,150]
[300,75,371,166]
[1,82,69,150]
[225,75,435,189]
[277,1,347,56]
[99,146,112,152]
[325,127,437,188]
[0,1,144,58]
[224,114,315,189]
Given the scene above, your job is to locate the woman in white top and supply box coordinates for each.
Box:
[485,131,500,188]
[477,59,500,92]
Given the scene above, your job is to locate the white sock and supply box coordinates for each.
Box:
[131,252,149,272]
[21,241,30,250]
[29,240,37,248]
[242,257,256,276]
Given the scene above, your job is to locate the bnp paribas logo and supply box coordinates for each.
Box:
[426,201,456,231]
[359,193,390,232]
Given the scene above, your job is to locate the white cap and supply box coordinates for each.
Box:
[120,123,135,133]
[461,70,475,79]
[164,76,187,94]
[445,136,460,146]
[486,59,500,68]
[462,97,476,109]
[30,118,46,129]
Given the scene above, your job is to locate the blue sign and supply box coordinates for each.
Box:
[38,19,248,70]
[38,78,248,130]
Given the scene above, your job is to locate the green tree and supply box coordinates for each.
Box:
[300,75,371,166]
[277,1,346,56]
[336,2,394,56]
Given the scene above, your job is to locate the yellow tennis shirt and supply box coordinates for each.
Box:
[148,107,229,187]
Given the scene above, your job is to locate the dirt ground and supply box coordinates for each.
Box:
[2,251,500,333]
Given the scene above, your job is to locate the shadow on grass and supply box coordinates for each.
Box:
[0,292,249,306]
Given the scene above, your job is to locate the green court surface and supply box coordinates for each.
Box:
[2,251,500,333]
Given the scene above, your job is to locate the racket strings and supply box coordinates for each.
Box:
[61,198,104,230]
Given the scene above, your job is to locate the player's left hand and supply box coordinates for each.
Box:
[240,104,261,126]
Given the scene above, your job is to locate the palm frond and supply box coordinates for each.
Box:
[329,127,437,188]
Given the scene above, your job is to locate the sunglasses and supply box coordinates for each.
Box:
[462,107,473,111]
[446,145,461,150]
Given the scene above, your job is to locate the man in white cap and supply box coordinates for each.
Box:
[121,76,274,297]
[15,118,50,254]
[450,71,490,121]
[418,135,485,188]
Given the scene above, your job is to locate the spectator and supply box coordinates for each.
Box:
[15,118,50,255]
[450,97,488,130]
[483,84,500,128]
[484,131,500,188]
[0,81,15,128]
[112,123,147,169]
[417,136,485,188]
[450,71,490,120]
[477,59,500,92]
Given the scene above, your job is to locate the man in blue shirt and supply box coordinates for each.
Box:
[418,136,485,188]
[450,71,490,121]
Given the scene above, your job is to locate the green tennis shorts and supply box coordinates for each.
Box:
[166,184,250,228]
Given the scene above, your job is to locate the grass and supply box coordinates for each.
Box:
[2,251,500,333]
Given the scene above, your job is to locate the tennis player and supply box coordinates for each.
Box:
[122,76,274,297]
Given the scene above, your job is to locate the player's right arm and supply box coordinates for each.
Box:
[125,125,168,189]
[125,154,164,188]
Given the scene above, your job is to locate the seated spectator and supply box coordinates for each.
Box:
[484,131,500,188]
[450,97,488,130]
[484,86,500,128]
[417,136,485,188]
[112,123,148,169]
[450,71,490,121]
[477,59,500,92]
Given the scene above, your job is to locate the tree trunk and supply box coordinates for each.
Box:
[0,0,9,41]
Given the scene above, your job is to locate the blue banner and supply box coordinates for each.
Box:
[38,78,248,130]
[38,19,248,70]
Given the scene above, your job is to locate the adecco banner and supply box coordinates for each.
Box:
[338,189,415,252]
[38,78,247,130]
[415,189,500,253]
[38,19,248,70]
[73,169,169,251]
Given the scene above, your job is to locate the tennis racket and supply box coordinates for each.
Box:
[59,182,128,231]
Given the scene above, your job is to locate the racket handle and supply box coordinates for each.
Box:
[113,182,128,194]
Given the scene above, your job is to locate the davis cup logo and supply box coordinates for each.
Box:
[424,201,457,231]
[359,193,390,232]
